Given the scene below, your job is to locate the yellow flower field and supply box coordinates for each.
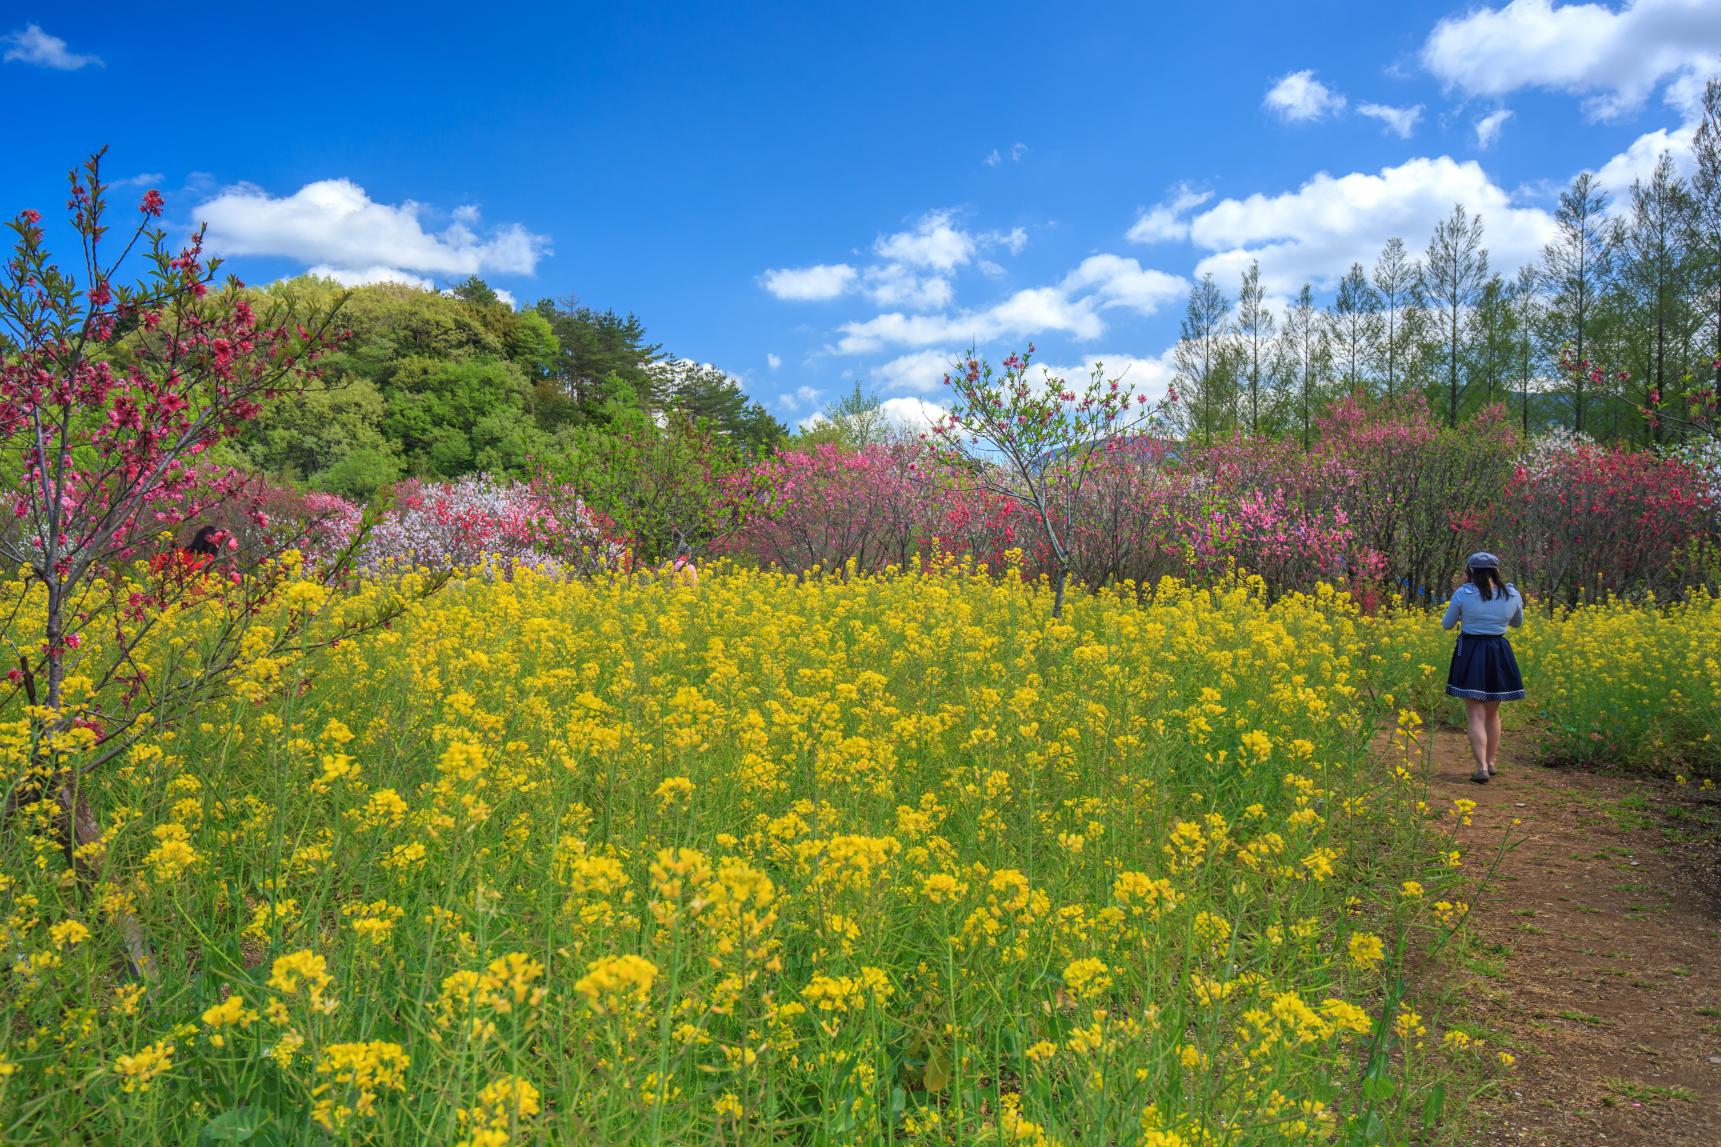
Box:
[3,563,1710,1144]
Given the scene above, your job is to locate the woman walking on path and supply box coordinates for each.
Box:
[1442,551,1525,784]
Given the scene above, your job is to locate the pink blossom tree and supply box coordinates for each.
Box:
[927,346,1164,617]
[0,154,402,972]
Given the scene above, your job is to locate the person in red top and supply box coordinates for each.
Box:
[149,526,225,579]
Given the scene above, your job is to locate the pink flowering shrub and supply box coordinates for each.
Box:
[717,394,1719,602]
[362,473,616,574]
[1505,442,1716,603]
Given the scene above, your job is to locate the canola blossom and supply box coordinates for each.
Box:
[0,559,1713,1143]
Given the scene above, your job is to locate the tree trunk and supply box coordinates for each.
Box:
[56,776,159,982]
[1051,564,1069,619]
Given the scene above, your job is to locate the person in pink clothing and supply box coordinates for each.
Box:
[670,543,699,586]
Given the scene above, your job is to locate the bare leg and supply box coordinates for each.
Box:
[1485,702,1502,775]
[1464,700,1490,782]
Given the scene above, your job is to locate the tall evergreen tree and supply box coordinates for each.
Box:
[1539,172,1614,432]
[1234,260,1275,434]
[1327,262,1383,396]
[1618,151,1698,443]
[1468,275,1515,412]
[1508,265,1543,437]
[1372,238,1419,399]
[1690,77,1721,402]
[1423,204,1490,427]
[1174,273,1235,442]
[1279,283,1329,450]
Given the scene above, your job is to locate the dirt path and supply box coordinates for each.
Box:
[1422,727,1721,1144]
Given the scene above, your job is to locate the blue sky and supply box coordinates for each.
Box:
[4,1,1718,427]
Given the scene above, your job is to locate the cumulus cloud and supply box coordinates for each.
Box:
[1422,0,1721,120]
[306,265,435,290]
[1027,350,1179,407]
[767,353,782,370]
[197,179,547,286]
[834,255,1185,356]
[834,286,1108,355]
[1264,69,1347,122]
[1188,155,1559,295]
[1594,122,1698,200]
[2,23,101,69]
[980,227,1029,255]
[760,263,858,301]
[1358,102,1424,138]
[878,397,949,433]
[1127,183,1216,243]
[1059,255,1188,315]
[872,349,960,395]
[777,385,824,413]
[874,210,975,271]
[863,264,954,310]
[1475,109,1515,149]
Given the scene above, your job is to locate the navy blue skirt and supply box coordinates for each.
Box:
[1445,633,1524,702]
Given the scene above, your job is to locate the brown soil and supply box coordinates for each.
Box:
[1423,727,1721,1144]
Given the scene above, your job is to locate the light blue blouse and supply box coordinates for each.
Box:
[1441,584,1525,636]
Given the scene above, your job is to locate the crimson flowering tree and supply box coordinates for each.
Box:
[1506,440,1714,604]
[722,444,925,575]
[927,346,1163,617]
[0,154,399,970]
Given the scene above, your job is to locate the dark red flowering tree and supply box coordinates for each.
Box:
[0,153,402,973]
[927,346,1164,617]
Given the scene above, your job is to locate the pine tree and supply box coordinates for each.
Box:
[1619,151,1698,443]
[1690,78,1721,401]
[1468,275,1515,412]
[1234,260,1275,434]
[1508,265,1543,437]
[1279,283,1329,450]
[1539,172,1614,432]
[1174,273,1235,443]
[1327,262,1383,396]
[1372,238,1419,400]
[1423,204,1489,427]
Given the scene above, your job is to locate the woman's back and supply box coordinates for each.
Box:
[1441,583,1523,635]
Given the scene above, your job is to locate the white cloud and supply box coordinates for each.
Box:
[1358,102,1424,138]
[983,149,1002,167]
[760,262,857,301]
[198,179,547,284]
[978,260,1007,277]
[2,23,101,69]
[863,264,954,310]
[833,253,1183,357]
[111,172,166,189]
[767,353,782,370]
[980,227,1029,255]
[1594,122,1697,200]
[1475,109,1515,149]
[834,285,1107,355]
[777,385,824,413]
[1059,255,1188,316]
[1264,69,1347,122]
[878,397,948,433]
[1010,142,1029,162]
[1422,0,1721,120]
[306,264,435,290]
[875,210,975,271]
[1188,155,1559,294]
[1127,183,1216,243]
[872,349,959,395]
[492,287,517,308]
[1028,350,1179,407]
